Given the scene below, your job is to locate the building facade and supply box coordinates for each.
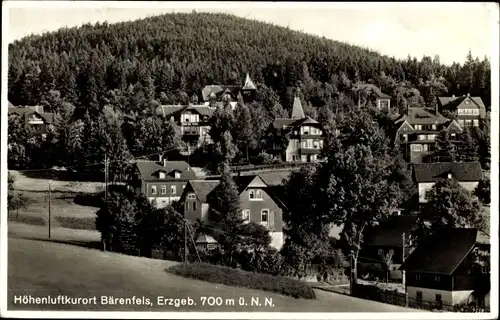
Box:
[413,161,483,203]
[128,159,196,208]
[355,83,392,112]
[393,107,462,163]
[201,73,257,106]
[180,175,286,250]
[8,105,55,138]
[269,96,324,163]
[438,94,487,128]
[400,228,490,308]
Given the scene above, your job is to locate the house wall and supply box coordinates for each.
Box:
[452,290,474,305]
[285,139,300,162]
[418,181,479,203]
[145,181,187,198]
[239,188,283,232]
[407,286,453,305]
[406,272,452,291]
[184,198,203,221]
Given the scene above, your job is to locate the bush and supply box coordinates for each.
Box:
[56,216,96,230]
[168,262,316,300]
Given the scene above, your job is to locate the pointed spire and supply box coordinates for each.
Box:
[242,73,256,90]
[291,89,305,119]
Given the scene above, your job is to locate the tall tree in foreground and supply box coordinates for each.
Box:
[411,179,485,248]
[475,178,491,206]
[317,142,402,290]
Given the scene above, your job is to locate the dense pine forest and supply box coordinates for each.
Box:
[7,12,491,173]
[8,12,491,113]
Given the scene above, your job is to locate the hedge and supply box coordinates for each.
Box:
[55,216,96,230]
[168,262,316,300]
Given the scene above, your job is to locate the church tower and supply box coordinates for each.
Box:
[241,73,257,103]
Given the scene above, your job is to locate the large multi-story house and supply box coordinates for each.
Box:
[393,106,462,163]
[156,104,215,155]
[355,83,392,112]
[128,159,196,208]
[269,95,324,163]
[438,94,487,128]
[8,104,55,138]
[413,161,483,204]
[180,174,286,250]
[201,73,257,107]
[400,228,490,309]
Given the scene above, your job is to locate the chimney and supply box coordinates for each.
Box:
[452,94,455,99]
[163,158,168,167]
[159,154,163,162]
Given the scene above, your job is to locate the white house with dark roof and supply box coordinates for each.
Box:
[355,83,392,111]
[413,161,483,203]
[269,94,324,163]
[400,228,490,308]
[128,159,196,208]
[438,94,487,127]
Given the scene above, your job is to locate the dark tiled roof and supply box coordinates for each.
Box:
[135,161,196,181]
[189,180,220,202]
[394,107,450,125]
[291,97,305,119]
[272,118,302,130]
[201,85,240,101]
[157,105,216,118]
[234,175,259,193]
[196,234,218,244]
[413,162,483,183]
[257,171,292,186]
[364,215,418,247]
[399,228,478,275]
[40,112,55,124]
[8,107,34,115]
[356,83,391,99]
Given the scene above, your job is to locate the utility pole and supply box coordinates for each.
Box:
[48,181,52,239]
[184,220,188,263]
[402,232,407,306]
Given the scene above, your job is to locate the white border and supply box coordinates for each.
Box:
[1,2,499,320]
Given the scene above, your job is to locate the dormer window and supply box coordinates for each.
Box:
[249,190,255,200]
[249,190,263,201]
[432,124,436,130]
[159,172,166,179]
[174,172,181,179]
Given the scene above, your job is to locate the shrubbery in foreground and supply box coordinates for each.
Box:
[168,262,316,300]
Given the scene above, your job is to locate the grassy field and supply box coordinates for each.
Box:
[7,223,422,313]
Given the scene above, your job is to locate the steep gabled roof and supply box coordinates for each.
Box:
[242,73,257,90]
[399,228,478,275]
[196,234,218,244]
[188,180,220,202]
[40,112,55,124]
[135,161,196,181]
[364,214,418,247]
[413,161,483,183]
[291,96,305,119]
[234,175,267,193]
[202,85,240,102]
[272,118,302,130]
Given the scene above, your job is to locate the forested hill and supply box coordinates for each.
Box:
[8,12,491,114]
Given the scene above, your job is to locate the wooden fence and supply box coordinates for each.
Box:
[353,284,490,313]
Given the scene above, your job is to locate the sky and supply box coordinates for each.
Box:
[3,2,499,66]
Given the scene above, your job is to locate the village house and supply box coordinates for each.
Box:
[413,161,483,204]
[400,228,490,309]
[393,106,462,163]
[269,94,325,163]
[8,104,55,138]
[128,159,196,208]
[201,73,257,107]
[355,83,392,112]
[359,214,418,281]
[156,104,215,155]
[180,174,286,250]
[438,94,487,128]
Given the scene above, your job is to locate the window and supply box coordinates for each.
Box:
[160,186,166,195]
[422,144,428,152]
[207,243,216,250]
[411,144,422,151]
[428,134,436,141]
[419,135,425,141]
[378,249,384,256]
[241,210,250,222]
[187,193,196,200]
[192,202,197,211]
[415,274,421,281]
[182,185,185,189]
[473,120,479,127]
[435,294,442,303]
[261,209,269,222]
[414,125,422,130]
[416,291,422,301]
[432,124,437,130]
[171,186,176,195]
[159,172,166,179]
[389,249,394,256]
[185,202,189,211]
[401,134,407,142]
[249,190,255,200]
[174,172,181,179]
[151,186,157,195]
[256,190,262,200]
[434,276,440,282]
